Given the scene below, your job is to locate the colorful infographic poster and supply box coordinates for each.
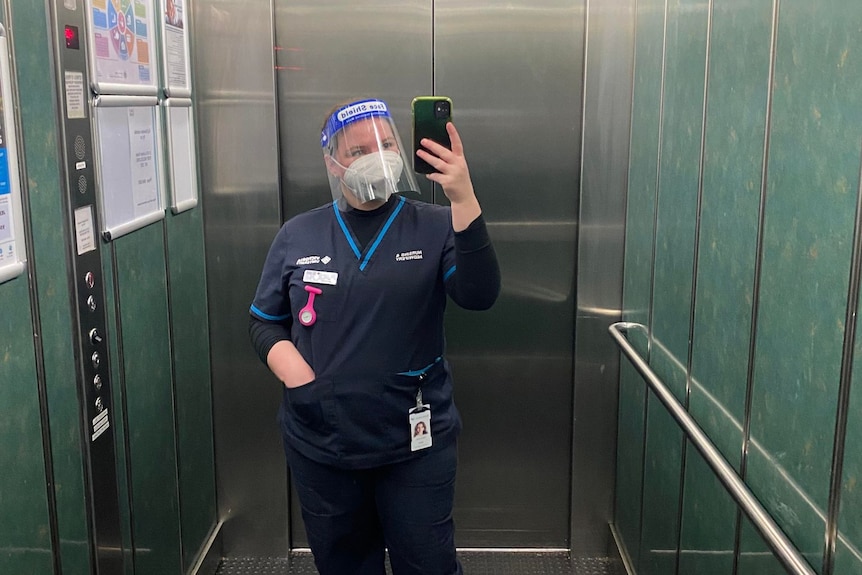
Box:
[0,113,15,266]
[90,0,155,90]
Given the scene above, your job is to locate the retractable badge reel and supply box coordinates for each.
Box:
[299,285,322,326]
[409,387,432,452]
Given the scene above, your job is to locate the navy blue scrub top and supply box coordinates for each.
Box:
[251,196,463,469]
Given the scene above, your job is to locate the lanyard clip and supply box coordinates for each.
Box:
[415,388,423,410]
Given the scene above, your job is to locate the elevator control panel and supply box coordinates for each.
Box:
[52,0,124,571]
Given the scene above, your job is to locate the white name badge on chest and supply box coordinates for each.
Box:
[303,269,338,286]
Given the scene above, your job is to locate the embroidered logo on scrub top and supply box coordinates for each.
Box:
[396,250,423,262]
[296,255,333,266]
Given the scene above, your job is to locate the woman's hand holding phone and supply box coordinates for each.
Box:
[417,123,481,232]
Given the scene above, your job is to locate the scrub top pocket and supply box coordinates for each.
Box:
[330,360,448,456]
[284,378,338,441]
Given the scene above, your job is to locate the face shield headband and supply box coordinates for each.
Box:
[321,99,391,151]
[321,99,419,210]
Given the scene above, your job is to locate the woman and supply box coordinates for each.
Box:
[249,98,500,574]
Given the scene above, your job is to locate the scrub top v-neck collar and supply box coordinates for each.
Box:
[333,195,406,272]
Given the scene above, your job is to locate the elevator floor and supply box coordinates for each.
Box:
[214,551,619,574]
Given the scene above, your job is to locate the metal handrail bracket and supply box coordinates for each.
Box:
[609,321,816,575]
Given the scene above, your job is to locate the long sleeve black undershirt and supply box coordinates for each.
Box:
[249,212,501,365]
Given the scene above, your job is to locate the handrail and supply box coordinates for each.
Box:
[609,321,816,575]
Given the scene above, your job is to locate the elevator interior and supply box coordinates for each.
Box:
[4,0,622,572]
[199,0,630,566]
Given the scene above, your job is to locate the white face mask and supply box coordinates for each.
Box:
[340,151,404,203]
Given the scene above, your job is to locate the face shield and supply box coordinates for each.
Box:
[321,99,419,210]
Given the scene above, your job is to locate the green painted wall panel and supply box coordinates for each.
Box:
[638,2,709,571]
[114,224,182,574]
[737,518,796,575]
[10,1,90,573]
[616,0,665,559]
[650,0,708,402]
[650,0,708,401]
[748,0,862,564]
[165,207,217,569]
[688,0,772,466]
[622,0,664,356]
[614,360,646,564]
[638,401,683,575]
[0,277,53,574]
[677,448,735,575]
[621,0,862,571]
[101,245,135,575]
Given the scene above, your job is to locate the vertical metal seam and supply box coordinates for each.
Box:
[613,0,638,541]
[646,0,669,352]
[820,113,862,575]
[110,244,137,574]
[674,1,714,572]
[637,0,670,568]
[269,0,284,223]
[268,0,289,549]
[630,0,650,567]
[10,0,63,570]
[620,0,639,326]
[184,0,223,550]
[431,0,437,206]
[161,221,186,569]
[577,0,590,228]
[570,0,591,550]
[733,0,781,572]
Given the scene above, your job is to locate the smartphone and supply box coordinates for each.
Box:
[411,96,453,174]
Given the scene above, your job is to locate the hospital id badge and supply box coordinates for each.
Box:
[409,405,432,452]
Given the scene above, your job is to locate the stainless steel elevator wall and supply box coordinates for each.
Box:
[193,0,288,557]
[573,0,634,556]
[275,0,583,548]
[193,0,632,557]
[274,0,432,548]
[433,1,584,547]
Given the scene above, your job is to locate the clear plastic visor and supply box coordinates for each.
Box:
[321,102,419,211]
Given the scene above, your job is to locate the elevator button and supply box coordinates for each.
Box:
[93,374,103,391]
[91,351,101,369]
[89,328,103,345]
[85,272,95,289]
[87,295,97,312]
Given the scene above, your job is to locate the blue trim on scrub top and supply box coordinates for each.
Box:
[397,356,442,376]
[333,204,363,260]
[360,196,405,271]
[443,265,456,282]
[250,304,291,321]
[333,196,407,271]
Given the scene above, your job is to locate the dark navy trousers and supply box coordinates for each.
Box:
[284,441,463,575]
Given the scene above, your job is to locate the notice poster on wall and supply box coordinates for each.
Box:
[88,0,158,95]
[163,98,198,212]
[93,95,165,240]
[0,28,25,284]
[160,0,190,97]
